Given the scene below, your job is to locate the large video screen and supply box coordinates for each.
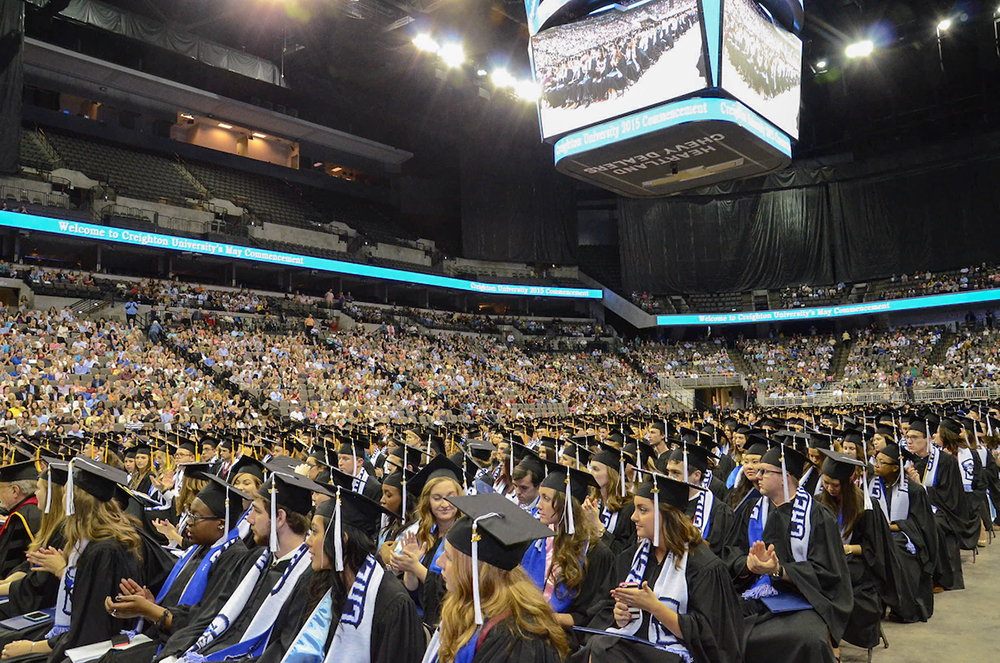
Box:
[531,0,707,140]
[720,0,802,137]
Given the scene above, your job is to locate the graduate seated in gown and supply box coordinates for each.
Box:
[816,450,898,654]
[522,462,614,635]
[584,445,637,556]
[0,458,144,663]
[870,444,937,622]
[0,461,66,620]
[152,471,319,663]
[733,444,853,663]
[99,474,251,663]
[664,445,735,559]
[0,461,43,580]
[422,494,569,663]
[278,482,424,663]
[576,473,743,663]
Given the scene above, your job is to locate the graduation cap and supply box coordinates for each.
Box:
[387,443,424,473]
[231,456,267,482]
[67,457,129,510]
[446,493,556,625]
[879,443,918,464]
[381,469,416,518]
[41,460,68,514]
[819,448,864,483]
[559,441,593,467]
[667,442,716,480]
[634,470,705,547]
[0,460,40,483]
[591,443,629,498]
[340,438,368,460]
[465,439,495,463]
[197,473,252,533]
[807,431,835,451]
[407,454,464,499]
[261,471,321,551]
[539,459,598,535]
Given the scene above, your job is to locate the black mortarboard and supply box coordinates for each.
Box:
[231,456,267,482]
[807,432,834,451]
[559,441,593,466]
[0,460,40,483]
[340,438,369,459]
[539,458,598,503]
[819,448,864,482]
[634,470,703,509]
[315,481,397,539]
[759,443,812,479]
[465,439,495,463]
[667,443,716,475]
[879,443,918,464]
[446,494,555,570]
[407,454,463,498]
[72,457,128,503]
[197,473,251,531]
[261,470,318,517]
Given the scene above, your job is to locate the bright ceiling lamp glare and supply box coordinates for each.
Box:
[180,113,194,120]
[844,40,874,58]
[491,68,516,88]
[412,33,440,53]
[217,122,233,129]
[514,79,540,102]
[438,43,465,68]
[814,59,828,72]
[252,132,267,139]
[936,18,952,31]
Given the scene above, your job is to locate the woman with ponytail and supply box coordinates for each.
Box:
[578,473,743,663]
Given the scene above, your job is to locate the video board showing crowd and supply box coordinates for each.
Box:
[531,0,708,140]
[720,0,802,137]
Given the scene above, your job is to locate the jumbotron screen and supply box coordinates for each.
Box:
[720,0,802,138]
[530,0,708,140]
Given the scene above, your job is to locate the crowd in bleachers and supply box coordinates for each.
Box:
[934,329,1000,387]
[629,339,736,378]
[840,326,943,391]
[879,264,1000,301]
[739,333,837,396]
[778,282,849,308]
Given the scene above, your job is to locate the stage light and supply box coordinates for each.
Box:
[937,19,952,32]
[491,68,516,88]
[218,123,233,129]
[180,113,194,120]
[252,132,268,139]
[845,40,873,58]
[514,79,540,101]
[815,60,827,70]
[439,43,465,68]
[413,34,439,53]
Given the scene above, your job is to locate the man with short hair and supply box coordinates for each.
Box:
[0,461,42,578]
[511,461,543,517]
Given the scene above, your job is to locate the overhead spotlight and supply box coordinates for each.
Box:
[217,122,233,129]
[815,59,827,71]
[252,132,268,139]
[844,40,873,58]
[514,79,540,101]
[413,34,439,53]
[491,68,516,88]
[936,18,952,32]
[180,113,194,120]
[439,43,465,68]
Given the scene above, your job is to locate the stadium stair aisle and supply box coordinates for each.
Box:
[728,342,754,378]
[928,329,956,366]
[828,336,855,381]
[841,545,1000,662]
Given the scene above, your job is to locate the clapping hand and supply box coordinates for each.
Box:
[746,540,780,576]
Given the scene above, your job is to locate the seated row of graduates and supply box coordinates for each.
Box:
[0,430,941,663]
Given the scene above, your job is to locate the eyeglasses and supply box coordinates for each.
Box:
[755,468,783,477]
[185,511,223,524]
[873,458,898,467]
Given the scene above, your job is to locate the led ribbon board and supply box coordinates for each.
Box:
[0,211,603,300]
[656,289,1000,326]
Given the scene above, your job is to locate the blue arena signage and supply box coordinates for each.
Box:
[0,211,604,300]
[657,290,1000,326]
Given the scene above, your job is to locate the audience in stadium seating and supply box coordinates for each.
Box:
[739,334,837,397]
[629,339,736,379]
[840,326,943,391]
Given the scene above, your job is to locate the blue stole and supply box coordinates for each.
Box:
[520,538,578,613]
[281,594,332,663]
[726,465,742,489]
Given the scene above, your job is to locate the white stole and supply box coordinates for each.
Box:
[47,539,89,637]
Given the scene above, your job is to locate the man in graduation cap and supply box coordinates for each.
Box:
[338,438,382,503]
[903,417,977,591]
[0,460,42,578]
[664,445,735,558]
[155,471,318,663]
[733,444,852,663]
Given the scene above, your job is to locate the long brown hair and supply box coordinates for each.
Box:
[415,476,462,552]
[657,502,703,568]
[29,478,64,553]
[62,487,143,559]
[818,477,864,538]
[937,425,967,456]
[593,463,631,513]
[548,490,599,598]
[176,476,208,517]
[438,546,569,663]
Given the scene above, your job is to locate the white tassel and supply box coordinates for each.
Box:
[45,466,52,514]
[401,476,408,521]
[471,512,499,626]
[334,487,344,572]
[269,479,278,553]
[781,450,789,505]
[224,489,231,535]
[682,443,689,483]
[652,484,660,548]
[64,459,75,516]
[565,474,575,535]
[619,457,626,498]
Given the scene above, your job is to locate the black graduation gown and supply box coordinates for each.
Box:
[563,539,615,629]
[982,452,1000,525]
[738,500,853,663]
[882,478,937,623]
[0,527,64,620]
[600,502,637,556]
[577,543,743,663]
[841,509,896,649]
[155,550,297,661]
[913,451,978,590]
[707,476,729,503]
[684,495,735,559]
[46,540,144,663]
[416,534,447,627]
[716,455,737,488]
[0,497,41,579]
[720,488,759,579]
[470,620,563,663]
[245,569,315,663]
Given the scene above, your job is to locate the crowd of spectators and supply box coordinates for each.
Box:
[778,283,849,308]
[629,339,736,379]
[739,334,837,397]
[840,326,943,391]
[878,264,1000,301]
[933,329,1000,387]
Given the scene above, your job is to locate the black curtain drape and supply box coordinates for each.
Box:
[0,0,24,174]
[619,140,1000,293]
[619,185,833,293]
[460,120,577,265]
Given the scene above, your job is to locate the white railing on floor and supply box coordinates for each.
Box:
[758,387,1000,408]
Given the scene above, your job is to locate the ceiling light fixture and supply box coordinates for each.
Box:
[217,123,233,129]
[845,40,874,58]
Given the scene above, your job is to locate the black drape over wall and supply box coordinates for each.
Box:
[620,146,1000,293]
[0,0,24,174]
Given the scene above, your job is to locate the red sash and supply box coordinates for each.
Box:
[0,495,38,540]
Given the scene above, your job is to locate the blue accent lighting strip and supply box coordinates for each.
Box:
[656,289,1000,326]
[554,97,791,163]
[0,211,603,300]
